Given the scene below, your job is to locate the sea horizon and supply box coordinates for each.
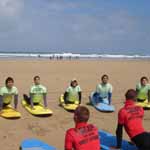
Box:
[0,51,150,60]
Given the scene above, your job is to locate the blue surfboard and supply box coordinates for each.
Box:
[99,130,138,150]
[90,92,115,112]
[20,138,57,150]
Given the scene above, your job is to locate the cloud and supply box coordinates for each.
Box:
[0,0,23,17]
[0,0,150,53]
[0,0,23,36]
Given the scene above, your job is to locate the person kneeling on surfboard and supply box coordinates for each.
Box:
[93,74,112,105]
[113,89,150,150]
[64,79,82,105]
[136,76,150,103]
[65,106,100,150]
[0,77,18,111]
[23,76,47,109]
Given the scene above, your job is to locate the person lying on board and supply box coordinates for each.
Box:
[93,74,113,105]
[0,77,18,111]
[136,76,150,103]
[65,106,100,150]
[64,79,82,105]
[112,89,150,150]
[23,76,47,109]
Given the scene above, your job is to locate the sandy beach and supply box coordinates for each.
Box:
[0,59,150,150]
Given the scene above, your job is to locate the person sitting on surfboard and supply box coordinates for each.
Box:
[93,74,113,105]
[23,76,47,109]
[136,76,150,103]
[64,79,82,104]
[65,106,100,150]
[0,77,18,111]
[113,89,150,150]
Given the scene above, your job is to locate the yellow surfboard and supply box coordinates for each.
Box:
[136,100,150,109]
[22,100,53,116]
[1,105,21,119]
[59,94,79,111]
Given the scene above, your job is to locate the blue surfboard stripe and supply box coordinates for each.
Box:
[21,139,56,150]
[99,130,138,150]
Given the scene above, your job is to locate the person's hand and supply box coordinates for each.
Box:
[0,110,2,115]
[44,106,48,109]
[14,108,17,111]
[31,106,35,110]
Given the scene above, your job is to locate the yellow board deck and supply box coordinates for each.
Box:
[1,105,21,119]
[59,95,79,111]
[22,100,53,116]
[136,100,150,109]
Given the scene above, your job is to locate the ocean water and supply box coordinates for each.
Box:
[0,50,149,59]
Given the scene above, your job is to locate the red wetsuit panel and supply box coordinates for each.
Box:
[118,100,145,139]
[65,122,100,150]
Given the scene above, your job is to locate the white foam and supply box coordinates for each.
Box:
[0,52,149,59]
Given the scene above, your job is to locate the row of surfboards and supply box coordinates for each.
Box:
[1,100,53,119]
[20,130,138,150]
[60,92,150,112]
[1,92,150,119]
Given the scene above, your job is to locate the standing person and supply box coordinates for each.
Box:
[93,74,113,105]
[136,76,150,103]
[112,89,150,150]
[65,106,100,150]
[23,76,47,109]
[64,79,82,105]
[0,77,18,111]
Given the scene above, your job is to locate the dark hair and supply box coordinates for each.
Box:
[125,89,137,100]
[34,76,40,81]
[70,80,78,86]
[140,76,148,82]
[5,77,14,85]
[101,74,109,80]
[74,106,90,122]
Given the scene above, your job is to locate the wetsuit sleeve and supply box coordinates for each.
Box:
[148,89,150,103]
[109,84,113,93]
[0,95,3,111]
[43,93,47,107]
[64,92,69,104]
[14,95,18,109]
[108,92,112,105]
[30,93,34,108]
[96,85,100,93]
[136,87,139,92]
[116,109,124,148]
[116,124,123,148]
[65,131,73,150]
[78,92,82,104]
[118,109,125,125]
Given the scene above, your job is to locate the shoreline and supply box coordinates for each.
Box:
[0,57,150,61]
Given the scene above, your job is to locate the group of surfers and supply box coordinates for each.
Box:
[0,75,150,150]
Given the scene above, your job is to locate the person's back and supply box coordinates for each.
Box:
[114,89,150,150]
[118,100,144,139]
[65,106,100,150]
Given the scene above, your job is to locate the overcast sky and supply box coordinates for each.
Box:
[0,0,150,54]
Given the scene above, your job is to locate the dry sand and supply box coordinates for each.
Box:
[0,59,150,150]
